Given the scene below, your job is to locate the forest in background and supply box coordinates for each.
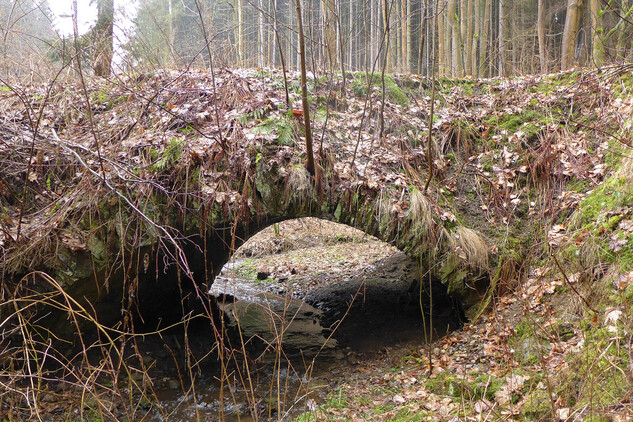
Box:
[1,0,633,82]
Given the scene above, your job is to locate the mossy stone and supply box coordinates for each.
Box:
[87,234,106,261]
[522,389,551,419]
[514,337,548,365]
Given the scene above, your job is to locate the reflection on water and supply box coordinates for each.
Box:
[211,273,337,356]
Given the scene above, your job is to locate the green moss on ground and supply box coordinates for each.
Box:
[351,72,410,107]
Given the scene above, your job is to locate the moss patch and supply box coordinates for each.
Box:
[351,73,410,107]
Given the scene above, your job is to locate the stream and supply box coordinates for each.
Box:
[147,257,455,421]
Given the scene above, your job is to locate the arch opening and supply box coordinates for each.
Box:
[149,217,466,419]
[210,217,465,358]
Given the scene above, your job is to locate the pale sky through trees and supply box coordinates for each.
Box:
[48,0,137,37]
[48,0,96,35]
[46,0,138,69]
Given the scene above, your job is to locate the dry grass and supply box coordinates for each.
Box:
[453,226,489,271]
[284,165,316,213]
[617,154,633,179]
[407,189,434,244]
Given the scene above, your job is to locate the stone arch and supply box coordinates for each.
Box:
[64,161,490,333]
[7,147,490,350]
[212,216,467,345]
[130,163,489,328]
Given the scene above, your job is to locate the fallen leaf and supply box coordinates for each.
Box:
[392,394,405,404]
[474,399,493,413]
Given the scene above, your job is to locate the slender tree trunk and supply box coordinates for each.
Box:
[460,0,467,75]
[268,1,274,66]
[479,0,490,77]
[393,0,400,71]
[561,0,583,70]
[383,0,391,70]
[294,0,315,175]
[406,0,412,72]
[93,0,114,77]
[295,2,300,69]
[418,0,428,74]
[511,4,518,73]
[237,0,244,63]
[323,0,338,68]
[401,0,408,71]
[336,0,347,92]
[272,0,290,105]
[438,1,446,76]
[367,1,377,69]
[537,0,547,73]
[449,0,463,76]
[400,0,404,70]
[429,0,435,73]
[349,0,353,68]
[590,0,604,66]
[616,0,633,60]
[167,0,176,65]
[471,0,479,74]
[358,1,371,69]
[258,0,265,67]
[464,0,473,76]
[308,0,319,75]
[498,0,506,76]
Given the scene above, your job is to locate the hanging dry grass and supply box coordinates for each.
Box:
[453,226,489,271]
[284,164,316,214]
[407,188,434,245]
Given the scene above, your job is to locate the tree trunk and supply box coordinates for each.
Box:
[537,0,547,73]
[471,0,480,74]
[401,0,408,72]
[383,0,391,70]
[167,0,176,65]
[93,0,114,77]
[616,0,633,60]
[336,0,347,92]
[406,0,412,72]
[448,0,463,76]
[498,0,505,76]
[237,0,244,63]
[460,0,468,75]
[480,0,490,77]
[590,0,604,66]
[561,0,583,70]
[418,0,428,74]
[464,0,473,76]
[294,0,315,175]
[258,0,265,67]
[323,0,338,69]
[272,0,290,105]
[349,0,353,68]
[438,1,447,76]
[367,1,377,69]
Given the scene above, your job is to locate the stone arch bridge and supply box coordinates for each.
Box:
[0,69,490,336]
